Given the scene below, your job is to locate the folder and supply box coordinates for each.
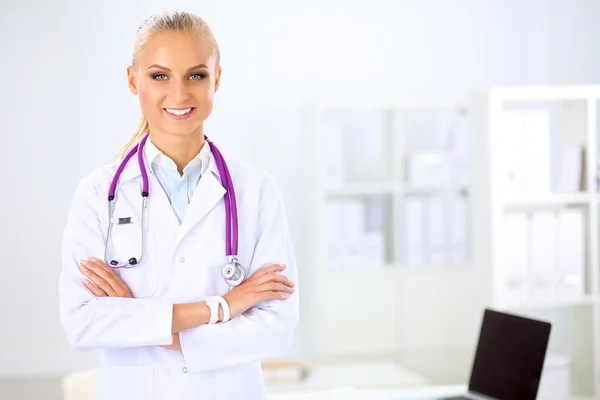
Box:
[555,209,585,301]
[503,212,529,305]
[529,211,556,302]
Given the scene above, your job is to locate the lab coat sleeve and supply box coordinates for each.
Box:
[58,175,174,351]
[178,175,299,372]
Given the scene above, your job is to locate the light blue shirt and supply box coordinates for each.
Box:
[144,138,211,224]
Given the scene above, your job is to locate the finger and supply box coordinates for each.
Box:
[83,279,107,297]
[249,264,286,280]
[88,257,131,293]
[255,282,295,294]
[82,259,121,294]
[259,291,288,301]
[80,262,115,296]
[255,271,294,288]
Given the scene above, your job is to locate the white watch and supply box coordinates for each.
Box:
[206,296,221,324]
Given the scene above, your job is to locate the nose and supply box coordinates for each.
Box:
[169,81,190,104]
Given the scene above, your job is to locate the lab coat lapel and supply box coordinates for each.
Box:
[175,155,226,246]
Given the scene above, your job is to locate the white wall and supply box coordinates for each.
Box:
[1,0,600,378]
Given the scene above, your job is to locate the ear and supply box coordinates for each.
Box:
[127,66,138,95]
[214,65,222,93]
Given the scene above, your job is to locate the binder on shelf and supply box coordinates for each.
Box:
[555,209,585,301]
[324,198,385,270]
[502,212,529,306]
[502,208,586,306]
[503,110,551,196]
[522,111,551,195]
[449,194,468,265]
[363,197,385,267]
[325,199,345,269]
[556,146,584,193]
[404,196,425,267]
[427,196,445,265]
[528,210,557,303]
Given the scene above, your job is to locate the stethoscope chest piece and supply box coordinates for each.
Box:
[221,257,245,287]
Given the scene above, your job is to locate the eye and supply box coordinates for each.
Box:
[152,74,168,81]
[189,73,206,80]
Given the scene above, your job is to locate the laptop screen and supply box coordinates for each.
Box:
[468,309,551,400]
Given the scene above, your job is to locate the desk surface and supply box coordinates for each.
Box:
[268,385,595,400]
[267,384,467,400]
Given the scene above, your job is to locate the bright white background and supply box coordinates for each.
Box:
[1,0,600,380]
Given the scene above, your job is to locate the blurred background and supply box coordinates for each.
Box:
[2,0,600,399]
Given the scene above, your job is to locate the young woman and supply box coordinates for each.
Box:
[59,10,298,400]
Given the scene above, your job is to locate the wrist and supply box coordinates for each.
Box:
[172,302,210,333]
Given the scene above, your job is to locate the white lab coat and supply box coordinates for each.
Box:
[59,145,299,400]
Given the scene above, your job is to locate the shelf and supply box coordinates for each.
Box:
[500,296,597,311]
[504,193,591,208]
[489,84,600,102]
[325,183,469,197]
[325,182,397,196]
[403,183,469,195]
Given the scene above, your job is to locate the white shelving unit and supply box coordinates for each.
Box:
[307,100,473,364]
[470,84,600,397]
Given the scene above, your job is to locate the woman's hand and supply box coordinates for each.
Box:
[223,264,295,320]
[79,257,180,350]
[79,257,133,298]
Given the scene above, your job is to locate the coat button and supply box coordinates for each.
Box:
[179,257,185,263]
[182,367,187,373]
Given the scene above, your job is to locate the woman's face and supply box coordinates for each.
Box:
[127,31,221,138]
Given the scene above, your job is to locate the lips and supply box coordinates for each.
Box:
[163,107,195,120]
[165,107,193,116]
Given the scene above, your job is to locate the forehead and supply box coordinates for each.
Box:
[138,31,215,69]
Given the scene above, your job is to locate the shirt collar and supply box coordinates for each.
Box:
[144,137,211,176]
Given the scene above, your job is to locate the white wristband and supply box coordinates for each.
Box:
[206,296,220,324]
[217,296,230,323]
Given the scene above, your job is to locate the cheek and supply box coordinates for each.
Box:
[138,87,164,116]
[194,89,215,118]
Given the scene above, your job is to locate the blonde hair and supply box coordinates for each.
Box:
[116,10,221,159]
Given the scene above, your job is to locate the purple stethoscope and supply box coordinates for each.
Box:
[103,132,246,287]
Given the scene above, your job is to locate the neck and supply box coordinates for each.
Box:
[149,129,206,175]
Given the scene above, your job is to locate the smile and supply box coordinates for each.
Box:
[164,107,194,120]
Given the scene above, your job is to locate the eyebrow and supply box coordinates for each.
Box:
[147,63,208,71]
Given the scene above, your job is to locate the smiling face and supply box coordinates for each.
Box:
[127,31,221,138]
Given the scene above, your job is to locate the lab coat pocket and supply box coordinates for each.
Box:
[97,365,154,400]
[108,220,159,298]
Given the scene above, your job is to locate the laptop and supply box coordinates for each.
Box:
[438,308,552,400]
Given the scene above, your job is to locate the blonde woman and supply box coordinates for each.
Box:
[59,10,298,400]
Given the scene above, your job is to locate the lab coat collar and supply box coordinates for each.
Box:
[144,136,211,177]
[118,138,220,183]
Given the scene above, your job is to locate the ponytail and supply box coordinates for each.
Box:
[116,115,149,159]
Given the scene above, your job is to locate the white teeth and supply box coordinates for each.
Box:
[166,108,192,115]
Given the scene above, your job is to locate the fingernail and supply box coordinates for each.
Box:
[80,265,87,271]
[80,259,89,265]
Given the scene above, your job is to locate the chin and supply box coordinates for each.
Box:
[162,124,203,138]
